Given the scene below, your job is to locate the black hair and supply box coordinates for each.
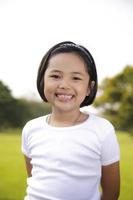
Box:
[37,41,98,107]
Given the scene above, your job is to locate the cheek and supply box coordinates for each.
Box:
[81,82,90,95]
[44,80,57,97]
[77,85,89,100]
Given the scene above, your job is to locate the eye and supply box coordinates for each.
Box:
[50,75,60,79]
[73,77,82,80]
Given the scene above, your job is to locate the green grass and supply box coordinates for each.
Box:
[117,132,133,200]
[0,130,27,200]
[0,130,133,200]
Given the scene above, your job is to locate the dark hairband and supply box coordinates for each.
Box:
[58,43,94,64]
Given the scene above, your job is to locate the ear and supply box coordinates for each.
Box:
[86,81,95,96]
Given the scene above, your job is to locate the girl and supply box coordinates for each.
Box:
[22,41,120,200]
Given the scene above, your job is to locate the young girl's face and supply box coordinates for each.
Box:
[44,52,90,113]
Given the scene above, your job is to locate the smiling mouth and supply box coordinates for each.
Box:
[55,94,73,101]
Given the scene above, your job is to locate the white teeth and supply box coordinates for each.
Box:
[56,94,73,101]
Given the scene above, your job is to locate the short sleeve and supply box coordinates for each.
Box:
[21,123,31,158]
[101,127,120,166]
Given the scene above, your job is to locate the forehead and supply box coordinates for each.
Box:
[47,52,88,73]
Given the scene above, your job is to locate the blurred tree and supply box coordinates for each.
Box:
[0,80,13,103]
[0,80,15,127]
[0,80,51,130]
[94,66,133,131]
[15,98,51,127]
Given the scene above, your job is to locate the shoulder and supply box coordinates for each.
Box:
[90,114,114,130]
[87,113,115,141]
[22,115,48,134]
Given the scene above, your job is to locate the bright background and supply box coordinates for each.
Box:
[0,0,133,100]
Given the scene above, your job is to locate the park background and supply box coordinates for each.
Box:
[0,0,133,199]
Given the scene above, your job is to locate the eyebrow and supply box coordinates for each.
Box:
[50,70,61,73]
[50,70,84,75]
[51,69,83,75]
[71,72,84,76]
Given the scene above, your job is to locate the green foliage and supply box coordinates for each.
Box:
[0,80,51,130]
[0,81,16,127]
[0,80,13,103]
[94,66,133,131]
[0,131,133,200]
[17,99,51,127]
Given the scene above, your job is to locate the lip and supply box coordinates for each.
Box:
[55,93,74,101]
[55,92,74,96]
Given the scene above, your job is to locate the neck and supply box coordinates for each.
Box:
[47,109,88,127]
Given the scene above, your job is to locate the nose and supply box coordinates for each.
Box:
[58,78,70,89]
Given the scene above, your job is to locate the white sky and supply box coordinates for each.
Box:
[0,0,133,100]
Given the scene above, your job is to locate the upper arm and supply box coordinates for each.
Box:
[22,123,32,177]
[24,155,32,177]
[101,161,120,200]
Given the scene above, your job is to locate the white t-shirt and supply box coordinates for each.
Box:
[22,113,120,200]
